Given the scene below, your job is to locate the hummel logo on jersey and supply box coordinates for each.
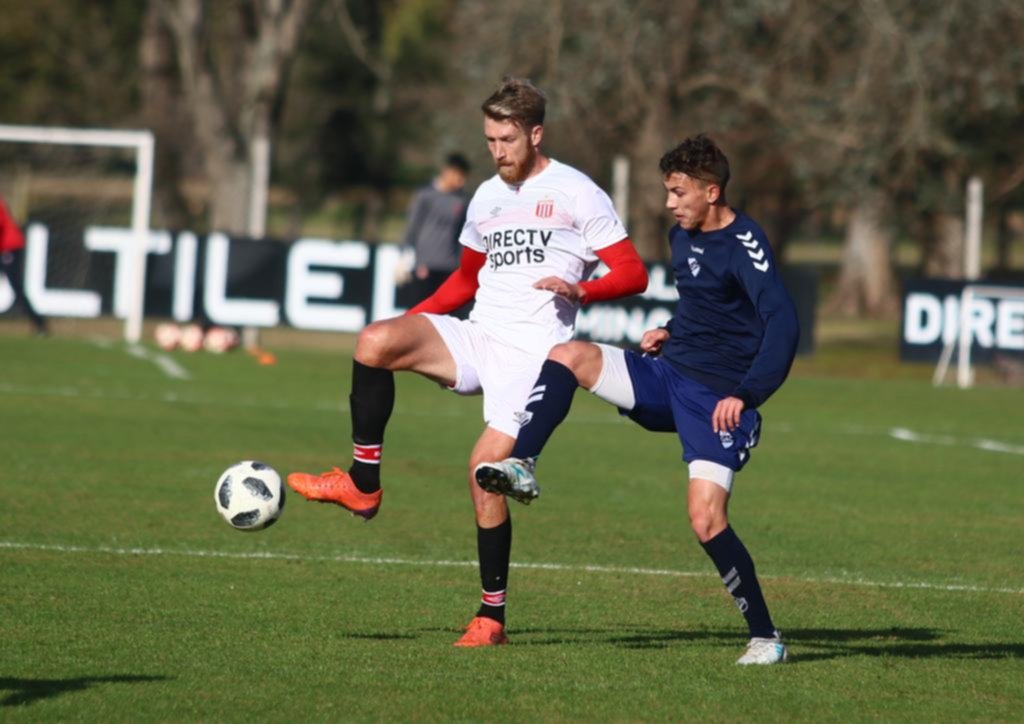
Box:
[736,231,769,272]
[490,206,502,217]
[688,257,701,277]
[690,245,704,254]
[535,199,554,218]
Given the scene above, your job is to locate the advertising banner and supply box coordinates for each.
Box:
[901,278,1024,362]
[1,224,815,352]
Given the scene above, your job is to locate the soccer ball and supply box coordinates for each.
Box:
[154,322,181,351]
[179,324,205,352]
[204,326,239,354]
[214,460,285,531]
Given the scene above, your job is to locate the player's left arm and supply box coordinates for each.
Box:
[713,236,800,432]
[533,185,647,303]
[533,238,648,303]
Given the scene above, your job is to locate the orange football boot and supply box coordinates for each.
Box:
[286,467,382,520]
[453,616,509,647]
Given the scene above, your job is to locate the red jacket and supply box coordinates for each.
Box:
[0,197,27,253]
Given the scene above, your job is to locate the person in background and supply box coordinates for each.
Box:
[403,152,471,304]
[0,193,48,337]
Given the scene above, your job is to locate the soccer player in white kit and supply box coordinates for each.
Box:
[288,77,649,646]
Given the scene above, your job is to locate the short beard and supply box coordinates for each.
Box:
[496,148,537,185]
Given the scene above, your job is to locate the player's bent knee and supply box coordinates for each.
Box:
[549,341,602,387]
[688,506,727,542]
[547,341,582,368]
[355,321,400,367]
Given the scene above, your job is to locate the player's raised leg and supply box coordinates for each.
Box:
[287,314,457,519]
[474,341,606,502]
[456,426,517,647]
[688,474,786,664]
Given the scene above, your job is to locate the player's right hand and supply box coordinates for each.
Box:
[639,327,670,355]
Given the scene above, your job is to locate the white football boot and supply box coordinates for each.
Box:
[736,631,788,665]
[474,457,540,504]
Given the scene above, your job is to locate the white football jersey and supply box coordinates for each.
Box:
[460,159,628,355]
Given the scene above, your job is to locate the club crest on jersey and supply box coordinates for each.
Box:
[688,257,701,277]
[535,199,554,218]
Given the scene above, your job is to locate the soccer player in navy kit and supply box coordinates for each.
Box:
[476,135,799,664]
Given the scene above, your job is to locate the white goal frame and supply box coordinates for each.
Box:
[932,284,1024,389]
[0,124,154,343]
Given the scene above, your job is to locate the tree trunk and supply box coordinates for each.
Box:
[995,203,1014,274]
[628,99,673,261]
[155,0,314,235]
[825,195,899,317]
[140,2,195,229]
[208,153,251,233]
[922,212,964,278]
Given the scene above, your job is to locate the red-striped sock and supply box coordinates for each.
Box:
[349,442,382,494]
[476,518,511,624]
[479,589,507,622]
[348,361,394,494]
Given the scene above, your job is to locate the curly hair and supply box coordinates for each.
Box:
[659,135,730,191]
[481,76,547,129]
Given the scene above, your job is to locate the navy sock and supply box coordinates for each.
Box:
[700,526,776,638]
[510,360,579,461]
[475,517,512,624]
[347,361,394,494]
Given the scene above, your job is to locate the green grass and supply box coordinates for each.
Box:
[1,328,1022,721]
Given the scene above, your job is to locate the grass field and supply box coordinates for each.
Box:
[1,323,1023,721]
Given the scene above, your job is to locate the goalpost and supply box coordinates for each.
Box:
[0,124,154,343]
[931,177,1024,389]
[932,284,1024,389]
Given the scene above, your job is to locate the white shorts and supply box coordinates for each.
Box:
[423,314,547,438]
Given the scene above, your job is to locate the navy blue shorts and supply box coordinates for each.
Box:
[621,350,761,471]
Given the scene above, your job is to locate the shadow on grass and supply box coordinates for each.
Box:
[340,632,418,641]
[785,628,1024,662]
[496,625,1024,661]
[0,674,169,707]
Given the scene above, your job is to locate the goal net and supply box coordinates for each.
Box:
[0,125,153,342]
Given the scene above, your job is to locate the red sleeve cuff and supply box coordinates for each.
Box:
[579,239,648,304]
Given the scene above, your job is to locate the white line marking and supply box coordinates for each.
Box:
[889,426,1024,456]
[125,344,190,380]
[1,540,1020,596]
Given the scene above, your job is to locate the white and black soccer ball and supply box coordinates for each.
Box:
[214,460,285,531]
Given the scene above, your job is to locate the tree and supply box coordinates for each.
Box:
[151,0,318,233]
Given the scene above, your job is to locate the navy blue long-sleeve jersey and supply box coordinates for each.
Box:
[660,210,799,409]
